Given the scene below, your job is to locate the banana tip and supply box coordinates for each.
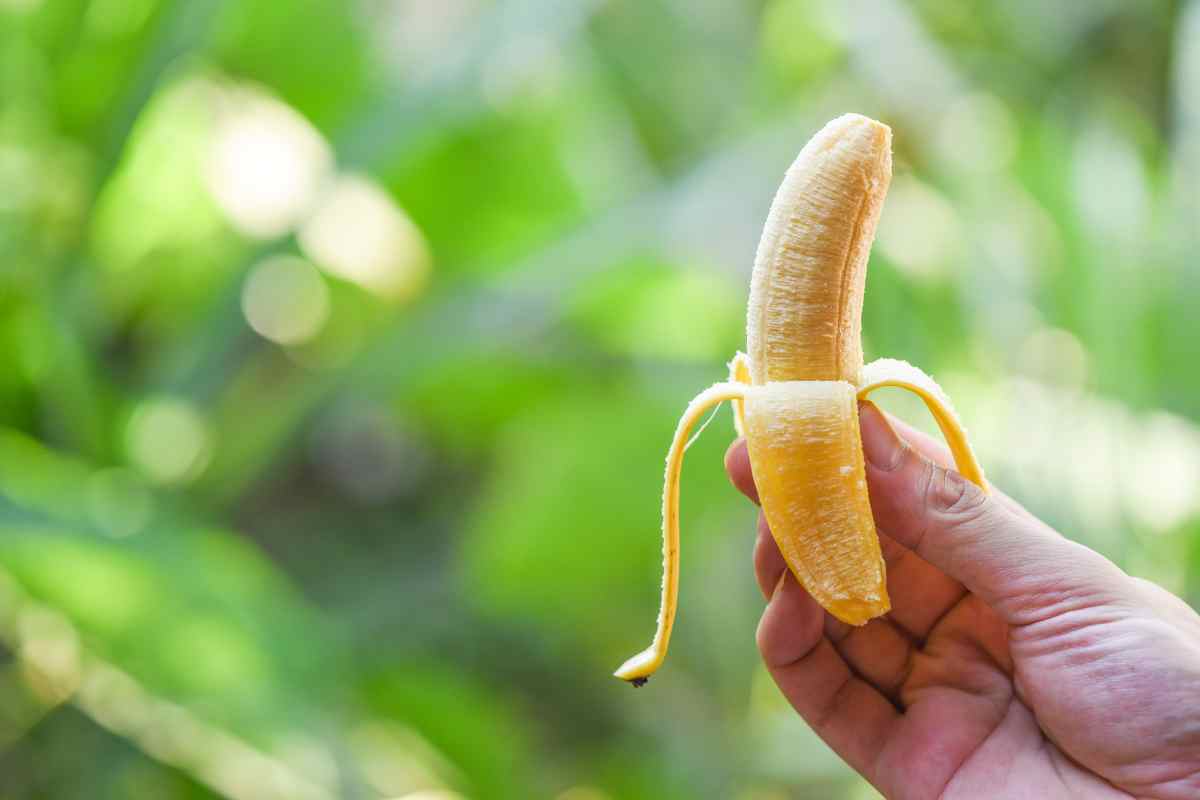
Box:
[614,648,660,683]
[845,114,892,162]
[833,112,891,140]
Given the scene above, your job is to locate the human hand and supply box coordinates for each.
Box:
[724,401,1200,799]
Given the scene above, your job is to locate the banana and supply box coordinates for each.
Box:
[616,114,987,685]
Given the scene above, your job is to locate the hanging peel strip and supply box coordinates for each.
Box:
[616,114,988,685]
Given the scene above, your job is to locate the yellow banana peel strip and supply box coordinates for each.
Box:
[728,351,750,437]
[858,358,988,491]
[614,381,746,684]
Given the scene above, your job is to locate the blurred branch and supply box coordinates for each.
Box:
[0,570,337,800]
[40,0,231,460]
[0,659,56,753]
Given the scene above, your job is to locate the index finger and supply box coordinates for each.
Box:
[724,438,758,504]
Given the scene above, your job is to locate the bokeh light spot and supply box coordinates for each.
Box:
[1015,326,1090,389]
[1071,124,1149,243]
[298,175,432,302]
[935,92,1018,174]
[126,397,212,485]
[876,176,961,279]
[18,606,81,703]
[352,721,460,798]
[241,255,330,346]
[205,87,332,239]
[1123,413,1200,534]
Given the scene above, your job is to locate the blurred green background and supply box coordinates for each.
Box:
[1,0,1199,797]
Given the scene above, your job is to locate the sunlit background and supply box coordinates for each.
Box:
[0,0,1198,797]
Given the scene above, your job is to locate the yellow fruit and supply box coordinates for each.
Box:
[747,113,890,385]
[615,114,987,685]
[743,380,885,625]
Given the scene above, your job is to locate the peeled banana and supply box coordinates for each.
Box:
[616,113,987,685]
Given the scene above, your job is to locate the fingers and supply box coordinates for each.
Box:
[756,509,922,705]
[724,439,758,503]
[759,508,924,700]
[758,572,899,782]
[754,511,786,600]
[857,401,1126,624]
[874,532,967,641]
[867,407,1035,524]
[731,435,966,639]
[823,614,914,701]
[732,442,783,600]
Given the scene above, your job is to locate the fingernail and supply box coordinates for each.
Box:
[771,571,788,601]
[859,401,905,471]
[935,469,967,510]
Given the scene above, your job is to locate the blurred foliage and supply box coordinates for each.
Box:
[0,0,1199,798]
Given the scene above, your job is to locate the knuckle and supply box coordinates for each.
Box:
[922,460,988,520]
[916,459,938,515]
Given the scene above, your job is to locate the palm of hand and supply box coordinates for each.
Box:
[892,581,1200,799]
[876,588,1125,799]
[727,405,1200,800]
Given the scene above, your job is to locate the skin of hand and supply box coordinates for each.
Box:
[723,401,1200,800]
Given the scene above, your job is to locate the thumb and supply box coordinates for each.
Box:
[857,401,1125,624]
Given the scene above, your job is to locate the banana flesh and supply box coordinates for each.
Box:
[747,114,891,385]
[616,114,987,684]
[743,380,886,625]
